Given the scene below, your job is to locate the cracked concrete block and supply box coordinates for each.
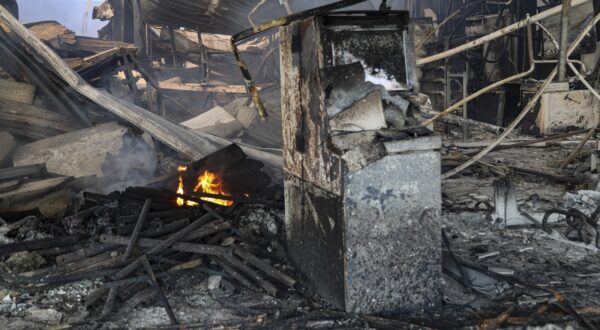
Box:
[12,122,128,177]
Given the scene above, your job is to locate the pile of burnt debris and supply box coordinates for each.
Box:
[2,0,600,329]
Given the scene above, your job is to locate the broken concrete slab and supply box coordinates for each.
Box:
[3,251,46,273]
[12,122,128,178]
[25,307,62,325]
[0,132,16,167]
[180,106,244,139]
[329,91,387,132]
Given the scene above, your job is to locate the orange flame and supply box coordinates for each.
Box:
[175,166,232,207]
[176,165,197,207]
[193,170,233,206]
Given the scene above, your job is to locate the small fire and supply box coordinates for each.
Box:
[175,166,233,207]
[193,170,233,206]
[176,166,198,207]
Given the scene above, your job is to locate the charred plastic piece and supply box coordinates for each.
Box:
[280,12,441,314]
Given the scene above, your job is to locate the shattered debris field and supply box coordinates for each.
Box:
[1,0,600,329]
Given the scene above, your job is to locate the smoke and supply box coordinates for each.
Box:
[97,132,158,193]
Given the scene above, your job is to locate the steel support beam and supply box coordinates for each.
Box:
[558,0,572,81]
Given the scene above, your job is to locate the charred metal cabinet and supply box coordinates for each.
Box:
[280,12,441,314]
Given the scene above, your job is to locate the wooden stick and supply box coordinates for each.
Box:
[234,247,296,288]
[141,255,178,325]
[103,199,152,317]
[509,166,584,184]
[112,211,214,280]
[100,235,233,256]
[560,128,596,169]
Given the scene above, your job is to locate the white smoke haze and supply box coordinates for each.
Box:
[98,132,158,193]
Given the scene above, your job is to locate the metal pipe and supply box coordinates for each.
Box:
[422,19,536,126]
[558,0,572,81]
[417,0,591,66]
[443,12,600,179]
[537,21,600,101]
[231,0,368,119]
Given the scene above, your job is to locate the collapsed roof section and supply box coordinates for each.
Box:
[0,6,228,161]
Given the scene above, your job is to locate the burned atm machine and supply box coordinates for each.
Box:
[281,11,442,314]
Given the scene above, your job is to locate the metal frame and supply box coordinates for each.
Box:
[231,0,368,119]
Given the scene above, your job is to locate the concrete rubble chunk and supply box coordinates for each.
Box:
[329,90,387,132]
[12,122,129,178]
[25,307,63,325]
[3,251,46,273]
[180,106,244,139]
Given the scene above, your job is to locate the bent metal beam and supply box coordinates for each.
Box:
[416,0,591,66]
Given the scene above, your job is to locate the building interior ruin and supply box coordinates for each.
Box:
[0,0,599,329]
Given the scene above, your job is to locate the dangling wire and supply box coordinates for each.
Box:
[231,0,368,120]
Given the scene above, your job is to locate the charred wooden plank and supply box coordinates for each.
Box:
[116,209,193,223]
[234,247,296,288]
[0,177,72,208]
[222,255,278,296]
[0,79,36,104]
[0,98,82,140]
[509,165,585,184]
[19,249,121,278]
[110,211,215,280]
[103,259,205,289]
[0,132,16,167]
[184,221,231,241]
[140,255,179,325]
[0,164,47,181]
[100,235,232,257]
[56,243,115,265]
[0,235,85,255]
[213,257,256,290]
[140,218,191,238]
[119,288,155,315]
[103,198,152,317]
